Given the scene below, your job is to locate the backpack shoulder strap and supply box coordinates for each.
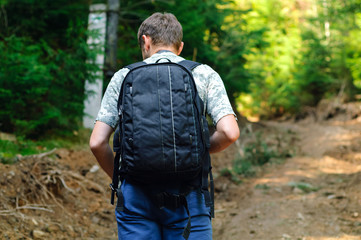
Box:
[178,60,201,71]
[179,60,214,218]
[125,61,147,71]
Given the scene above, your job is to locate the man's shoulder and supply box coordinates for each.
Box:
[114,67,130,78]
[191,63,220,83]
[192,63,216,74]
[107,67,131,85]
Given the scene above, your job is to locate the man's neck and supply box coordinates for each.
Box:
[153,46,177,55]
[142,46,177,60]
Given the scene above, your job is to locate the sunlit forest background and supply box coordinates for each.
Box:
[1,0,361,139]
[1,2,361,239]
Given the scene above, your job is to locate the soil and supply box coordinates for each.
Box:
[1,100,361,240]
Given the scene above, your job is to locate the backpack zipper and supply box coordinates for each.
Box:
[157,66,165,165]
[167,66,177,171]
[187,78,199,164]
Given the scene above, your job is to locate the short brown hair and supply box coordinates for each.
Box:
[138,12,183,50]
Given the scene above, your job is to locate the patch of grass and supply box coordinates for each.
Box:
[219,168,233,177]
[233,159,256,177]
[288,181,319,193]
[244,140,274,166]
[0,128,92,164]
[233,131,292,178]
[233,132,275,177]
[219,168,243,184]
[255,184,270,190]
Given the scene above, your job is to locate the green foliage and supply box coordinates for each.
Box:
[219,167,243,184]
[294,30,333,106]
[236,0,304,117]
[0,36,50,135]
[254,184,270,190]
[0,128,92,164]
[233,131,291,177]
[0,0,98,139]
[238,132,275,165]
[233,158,255,177]
[116,0,232,63]
[235,0,361,118]
[345,12,361,89]
[215,8,260,102]
[0,139,55,164]
[1,0,361,139]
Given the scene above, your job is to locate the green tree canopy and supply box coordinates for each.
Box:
[1,0,360,138]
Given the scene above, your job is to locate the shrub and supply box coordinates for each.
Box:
[0,1,99,139]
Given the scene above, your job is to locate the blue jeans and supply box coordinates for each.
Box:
[115,180,212,240]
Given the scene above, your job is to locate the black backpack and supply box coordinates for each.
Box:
[110,59,214,239]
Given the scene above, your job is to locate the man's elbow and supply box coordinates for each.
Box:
[225,127,240,143]
[216,115,240,144]
[89,136,106,153]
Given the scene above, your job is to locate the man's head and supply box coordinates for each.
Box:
[138,13,184,59]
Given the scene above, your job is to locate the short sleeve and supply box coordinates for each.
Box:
[192,65,236,125]
[95,68,130,129]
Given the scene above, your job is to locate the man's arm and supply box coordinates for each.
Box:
[209,114,239,154]
[89,121,115,179]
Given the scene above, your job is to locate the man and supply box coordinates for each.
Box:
[90,12,239,240]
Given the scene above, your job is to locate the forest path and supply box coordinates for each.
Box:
[213,118,361,240]
[1,105,360,240]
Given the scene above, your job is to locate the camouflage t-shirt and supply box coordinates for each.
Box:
[96,51,235,128]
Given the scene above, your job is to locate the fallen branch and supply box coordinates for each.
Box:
[19,148,57,161]
[16,205,54,213]
[0,204,54,215]
[64,171,104,193]
[29,172,67,212]
[57,176,75,194]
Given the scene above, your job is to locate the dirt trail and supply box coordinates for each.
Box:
[0,102,360,240]
[213,118,361,240]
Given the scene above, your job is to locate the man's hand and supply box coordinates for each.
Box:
[209,114,239,154]
[89,121,115,179]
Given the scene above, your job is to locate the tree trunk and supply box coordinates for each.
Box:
[83,4,107,129]
[105,0,120,79]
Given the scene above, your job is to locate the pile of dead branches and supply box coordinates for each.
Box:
[0,149,104,220]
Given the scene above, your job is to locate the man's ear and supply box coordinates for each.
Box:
[177,42,184,56]
[142,35,151,51]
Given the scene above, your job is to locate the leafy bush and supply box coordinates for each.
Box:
[294,30,333,106]
[0,34,98,138]
[0,0,98,139]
